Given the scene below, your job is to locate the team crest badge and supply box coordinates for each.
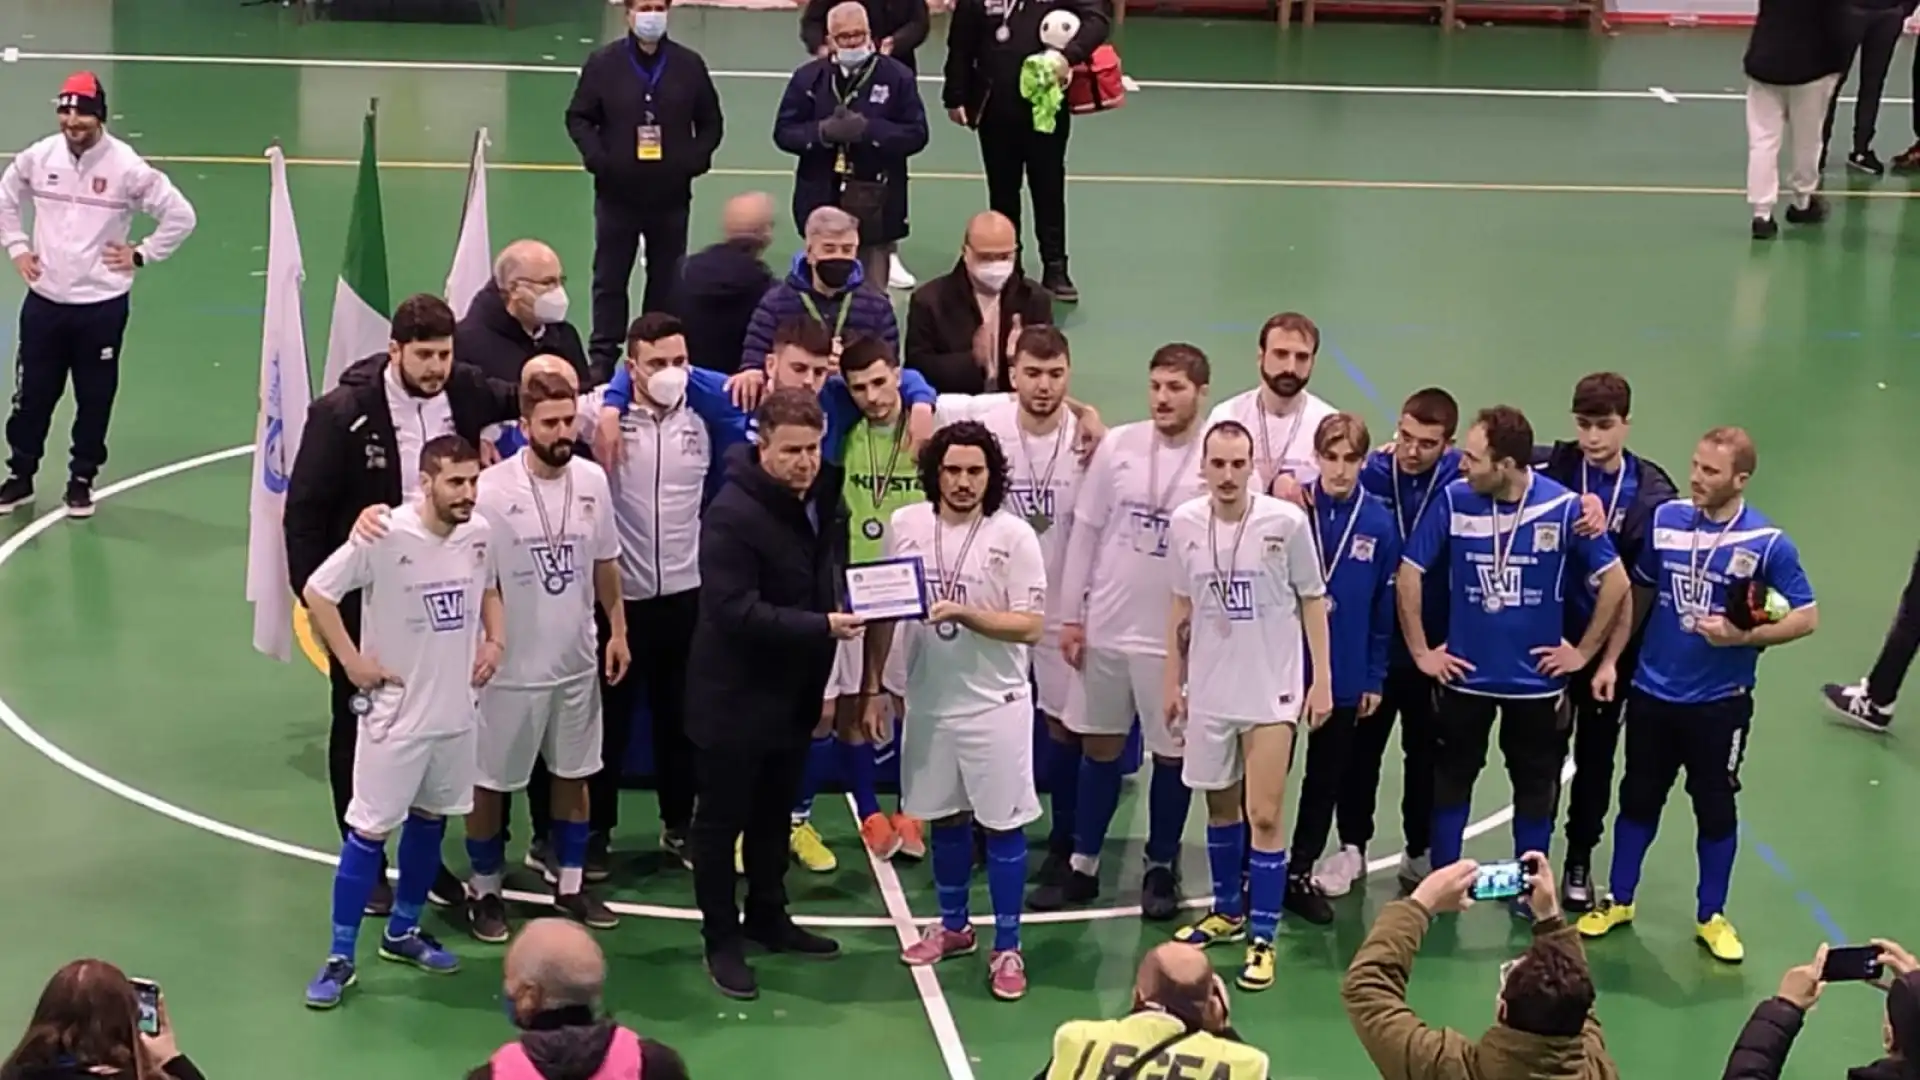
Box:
[1728,548,1759,578]
[91,177,107,195]
[1262,534,1286,556]
[1351,536,1376,562]
[1533,522,1560,553]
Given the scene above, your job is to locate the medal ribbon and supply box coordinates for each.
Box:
[1207,500,1255,622]
[524,453,574,583]
[1391,456,1442,542]
[933,513,986,604]
[1687,501,1743,617]
[1311,486,1365,589]
[1255,398,1308,491]
[1581,461,1627,534]
[861,416,907,512]
[1140,430,1200,553]
[1017,410,1068,516]
[1487,474,1530,607]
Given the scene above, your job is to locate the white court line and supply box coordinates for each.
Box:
[0,444,1563,932]
[1649,86,1679,105]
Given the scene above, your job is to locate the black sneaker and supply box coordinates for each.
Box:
[1035,845,1072,887]
[1282,870,1335,926]
[362,877,394,918]
[0,476,31,514]
[661,827,693,870]
[555,889,620,930]
[1027,869,1099,911]
[1850,150,1887,175]
[1752,216,1778,240]
[1563,860,1595,913]
[1041,261,1078,303]
[706,945,759,1000]
[1141,865,1181,921]
[466,893,511,944]
[744,919,840,957]
[523,840,554,882]
[62,480,93,519]
[585,833,611,883]
[1785,196,1829,225]
[428,865,465,908]
[1823,680,1893,733]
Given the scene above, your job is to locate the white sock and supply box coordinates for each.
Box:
[1069,853,1099,876]
[471,872,503,899]
[558,866,584,895]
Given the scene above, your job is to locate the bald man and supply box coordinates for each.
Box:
[456,240,593,387]
[680,194,778,374]
[1036,943,1269,1079]
[471,919,690,1080]
[904,211,1055,394]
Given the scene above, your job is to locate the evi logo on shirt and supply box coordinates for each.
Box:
[422,589,468,632]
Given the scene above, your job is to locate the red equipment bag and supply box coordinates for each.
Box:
[1067,44,1126,114]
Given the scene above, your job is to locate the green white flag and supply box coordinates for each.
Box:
[320,103,390,391]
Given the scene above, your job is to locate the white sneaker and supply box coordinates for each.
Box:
[1398,851,1431,887]
[888,253,916,290]
[1312,844,1364,898]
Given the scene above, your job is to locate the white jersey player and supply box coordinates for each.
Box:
[866,422,1046,1003]
[1205,312,1336,499]
[1165,420,1332,996]
[300,435,504,1010]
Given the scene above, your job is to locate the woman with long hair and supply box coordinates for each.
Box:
[0,960,202,1080]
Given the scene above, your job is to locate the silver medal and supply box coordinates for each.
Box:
[1483,595,1503,614]
[1027,511,1052,536]
[995,24,1011,41]
[862,518,884,541]
[349,691,373,716]
[1681,613,1698,634]
[936,621,961,640]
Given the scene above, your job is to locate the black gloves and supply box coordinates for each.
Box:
[819,106,870,145]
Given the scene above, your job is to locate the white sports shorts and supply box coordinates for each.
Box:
[1032,628,1072,720]
[899,697,1042,832]
[477,675,603,792]
[346,727,479,835]
[1063,646,1182,758]
[1180,708,1299,793]
[824,630,907,700]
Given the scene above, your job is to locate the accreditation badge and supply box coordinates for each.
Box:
[637,125,663,161]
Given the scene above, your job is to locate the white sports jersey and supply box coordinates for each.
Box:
[1169,493,1324,723]
[886,503,1047,719]
[476,450,619,688]
[1057,421,1209,656]
[306,503,493,739]
[1206,388,1336,491]
[581,385,710,600]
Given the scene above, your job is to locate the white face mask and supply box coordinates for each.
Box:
[646,364,689,406]
[631,10,668,41]
[969,259,1014,293]
[531,284,569,324]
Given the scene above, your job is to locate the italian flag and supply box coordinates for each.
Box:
[320,103,391,391]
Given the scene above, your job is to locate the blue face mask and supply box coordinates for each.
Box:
[836,44,874,70]
[631,11,668,41]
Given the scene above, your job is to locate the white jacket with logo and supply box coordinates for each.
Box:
[0,132,198,305]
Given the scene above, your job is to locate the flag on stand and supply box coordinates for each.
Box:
[247,145,315,662]
[320,102,391,391]
[446,127,492,319]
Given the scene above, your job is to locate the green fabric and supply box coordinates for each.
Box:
[840,418,923,563]
[1021,54,1066,134]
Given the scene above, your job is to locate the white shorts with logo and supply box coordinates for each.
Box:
[346,725,480,835]
[900,697,1042,832]
[477,674,603,791]
[1032,628,1072,719]
[1181,706,1300,793]
[825,630,908,700]
[1064,646,1182,758]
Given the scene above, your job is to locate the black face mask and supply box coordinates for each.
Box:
[813,257,856,291]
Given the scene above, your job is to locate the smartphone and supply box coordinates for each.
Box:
[1822,945,1884,983]
[1469,859,1529,901]
[130,979,160,1036]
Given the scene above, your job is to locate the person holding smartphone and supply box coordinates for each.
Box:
[1721,939,1920,1079]
[0,961,206,1080]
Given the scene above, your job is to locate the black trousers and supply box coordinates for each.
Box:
[7,291,129,484]
[1288,705,1358,867]
[325,599,369,839]
[1866,544,1920,709]
[1617,689,1751,841]
[691,742,809,947]
[1562,657,1628,860]
[1432,687,1568,824]
[1337,667,1438,857]
[1823,2,1908,158]
[589,196,691,370]
[976,110,1071,266]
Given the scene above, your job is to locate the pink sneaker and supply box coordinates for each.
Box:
[989,949,1027,1000]
[901,923,977,966]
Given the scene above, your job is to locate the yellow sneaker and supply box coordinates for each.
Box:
[1696,914,1745,963]
[1576,898,1635,939]
[1237,941,1276,992]
[790,821,838,873]
[1173,911,1248,948]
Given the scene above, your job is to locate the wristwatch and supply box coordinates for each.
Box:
[131,250,146,268]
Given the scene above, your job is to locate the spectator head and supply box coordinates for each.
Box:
[1570,372,1631,469]
[503,919,606,1028]
[419,434,481,527]
[838,333,902,425]
[1396,387,1459,475]
[803,206,861,294]
[1148,343,1210,437]
[1463,406,1532,498]
[1691,426,1756,515]
[519,368,579,470]
[1314,412,1371,499]
[827,1,872,53]
[1133,943,1232,1034]
[766,317,836,394]
[918,421,1008,518]
[1885,971,1920,1060]
[961,212,1019,295]
[1497,939,1595,1039]
[625,312,691,409]
[492,239,568,329]
[387,293,457,397]
[757,388,827,496]
[722,192,776,254]
[520,353,580,397]
[0,959,144,1080]
[1256,312,1319,401]
[1010,325,1070,421]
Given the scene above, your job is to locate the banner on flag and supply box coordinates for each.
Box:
[447,127,492,320]
[321,101,392,392]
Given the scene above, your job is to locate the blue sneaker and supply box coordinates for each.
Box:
[305,956,357,1009]
[378,927,460,973]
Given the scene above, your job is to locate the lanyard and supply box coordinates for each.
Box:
[627,41,666,96]
[1254,397,1307,490]
[1146,431,1200,518]
[1687,501,1742,604]
[1391,456,1441,542]
[799,292,853,342]
[1581,460,1627,533]
[1485,474,1530,610]
[1207,500,1254,620]
[833,58,876,106]
[1016,412,1068,507]
[933,513,986,602]
[1312,486,1365,588]
[524,454,574,589]
[861,417,907,511]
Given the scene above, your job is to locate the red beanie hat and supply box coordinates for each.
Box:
[56,71,107,121]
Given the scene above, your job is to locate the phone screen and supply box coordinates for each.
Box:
[131,980,160,1036]
[1822,945,1884,983]
[1469,860,1528,901]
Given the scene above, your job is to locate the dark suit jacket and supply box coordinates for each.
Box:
[904,259,1053,393]
[455,280,594,386]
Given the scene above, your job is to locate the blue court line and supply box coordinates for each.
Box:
[1742,823,1851,944]
[1323,337,1384,414]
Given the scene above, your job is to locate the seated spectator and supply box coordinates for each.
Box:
[741,206,898,371]
[1722,939,1920,1080]
[905,211,1052,394]
[469,918,689,1080]
[0,960,203,1080]
[457,239,593,386]
[1034,942,1269,1080]
[679,194,777,374]
[1341,855,1619,1080]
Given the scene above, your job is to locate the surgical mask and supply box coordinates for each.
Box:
[531,284,569,324]
[647,364,689,406]
[836,45,874,70]
[631,10,668,42]
[969,259,1014,293]
[813,257,856,291]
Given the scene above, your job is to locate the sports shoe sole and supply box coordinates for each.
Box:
[303,971,358,1010]
[1820,698,1892,734]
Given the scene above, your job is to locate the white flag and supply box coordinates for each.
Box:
[446,127,492,319]
[247,145,315,661]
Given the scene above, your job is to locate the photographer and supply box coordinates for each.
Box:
[1723,940,1920,1079]
[1341,855,1619,1080]
[1035,942,1270,1080]
[0,960,204,1080]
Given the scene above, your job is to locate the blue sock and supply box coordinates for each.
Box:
[1607,816,1657,905]
[1205,822,1247,918]
[1695,831,1737,923]
[838,739,882,820]
[464,834,505,880]
[931,823,973,933]
[330,832,385,958]
[554,819,590,871]
[1429,804,1472,869]
[1072,756,1124,860]
[1144,759,1190,867]
[793,735,836,820]
[386,813,445,940]
[1046,738,1081,852]
[1247,847,1288,943]
[984,830,1028,952]
[1512,815,1552,862]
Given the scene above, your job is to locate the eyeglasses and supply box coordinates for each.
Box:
[515,275,566,290]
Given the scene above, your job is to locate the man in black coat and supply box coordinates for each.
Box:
[1818,0,1916,174]
[284,293,519,915]
[566,0,725,372]
[1742,0,1846,238]
[905,210,1053,393]
[454,239,593,386]
[677,193,776,373]
[684,389,859,1000]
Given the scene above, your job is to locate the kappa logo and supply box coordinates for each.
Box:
[1728,548,1759,579]
[1533,522,1560,553]
[1351,535,1376,562]
[422,589,467,631]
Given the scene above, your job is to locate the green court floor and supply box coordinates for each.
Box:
[0,2,1916,1077]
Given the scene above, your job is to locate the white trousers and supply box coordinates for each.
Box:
[1746,75,1839,214]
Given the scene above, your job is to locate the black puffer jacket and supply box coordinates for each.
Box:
[1721,997,1917,1080]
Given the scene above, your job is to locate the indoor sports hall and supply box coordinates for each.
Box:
[0,1,1913,1077]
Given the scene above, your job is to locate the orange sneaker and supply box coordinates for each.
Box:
[860,812,902,860]
[891,813,926,861]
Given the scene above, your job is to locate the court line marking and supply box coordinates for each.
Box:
[0,444,1553,930]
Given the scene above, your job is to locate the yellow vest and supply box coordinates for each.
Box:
[1045,1010,1269,1080]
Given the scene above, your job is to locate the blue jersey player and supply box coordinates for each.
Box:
[1577,427,1817,963]
[1399,406,1629,884]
